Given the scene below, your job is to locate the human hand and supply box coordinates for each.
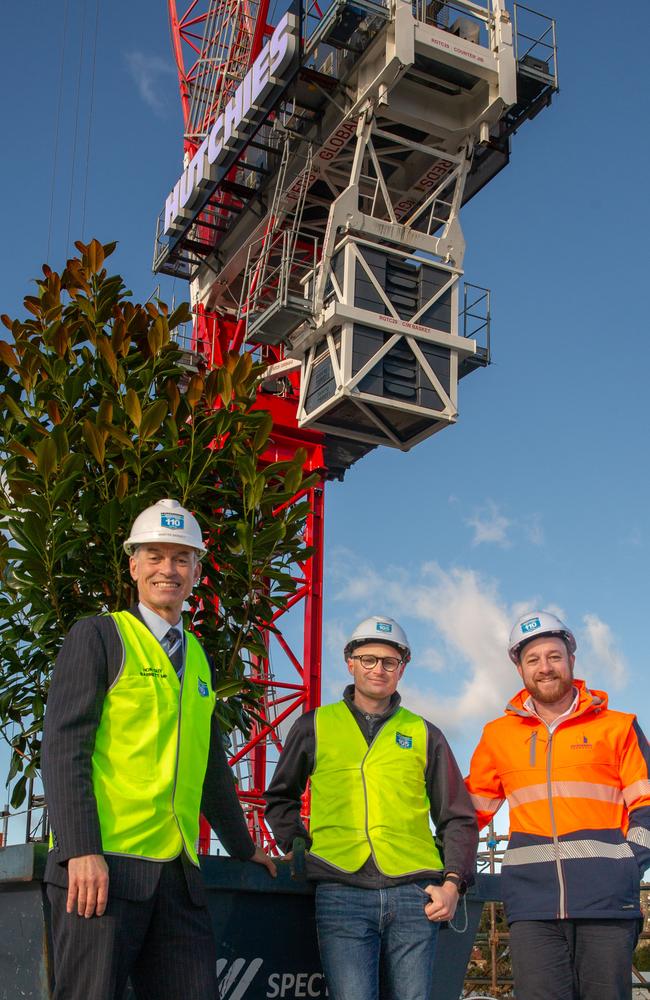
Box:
[423,881,459,922]
[250,845,277,877]
[66,854,109,918]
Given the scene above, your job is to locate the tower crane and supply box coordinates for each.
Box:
[154,0,558,850]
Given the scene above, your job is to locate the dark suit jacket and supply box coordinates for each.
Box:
[42,607,255,904]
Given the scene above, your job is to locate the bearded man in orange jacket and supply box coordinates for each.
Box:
[466,611,650,1000]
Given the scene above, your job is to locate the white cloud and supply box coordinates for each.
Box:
[327,552,629,740]
[324,618,347,656]
[418,645,446,673]
[466,500,511,547]
[124,51,176,117]
[319,615,352,701]
[463,500,545,549]
[523,513,544,546]
[330,552,516,733]
[580,613,627,689]
[397,563,515,731]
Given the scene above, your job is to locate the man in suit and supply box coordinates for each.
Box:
[42,498,275,1000]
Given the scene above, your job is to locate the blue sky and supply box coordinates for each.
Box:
[2,1,649,835]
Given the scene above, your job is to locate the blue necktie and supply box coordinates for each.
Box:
[162,626,183,676]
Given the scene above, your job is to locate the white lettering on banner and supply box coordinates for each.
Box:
[163,11,298,238]
[215,959,328,999]
[180,137,210,211]
[224,86,244,147]
[164,185,183,234]
[207,115,226,166]
[252,45,272,107]
[266,972,328,998]
[216,957,264,1000]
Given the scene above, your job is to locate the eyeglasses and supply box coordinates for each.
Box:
[351,654,403,672]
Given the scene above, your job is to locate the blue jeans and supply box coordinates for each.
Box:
[315,882,439,1000]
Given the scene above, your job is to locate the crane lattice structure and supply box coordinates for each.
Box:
[159,0,558,850]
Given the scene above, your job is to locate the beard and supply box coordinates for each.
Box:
[527,674,574,705]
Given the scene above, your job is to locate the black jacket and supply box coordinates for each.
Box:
[265,686,478,887]
[41,607,255,903]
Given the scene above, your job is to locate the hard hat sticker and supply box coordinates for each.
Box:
[376,622,392,633]
[198,678,209,697]
[396,733,413,749]
[521,617,541,634]
[161,513,185,530]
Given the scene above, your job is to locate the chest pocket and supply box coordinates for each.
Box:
[99,675,180,782]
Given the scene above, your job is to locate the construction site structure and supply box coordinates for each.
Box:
[155,0,558,846]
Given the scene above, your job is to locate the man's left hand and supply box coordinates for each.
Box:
[423,881,459,922]
[250,846,277,877]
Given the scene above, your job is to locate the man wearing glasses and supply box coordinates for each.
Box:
[265,615,477,1000]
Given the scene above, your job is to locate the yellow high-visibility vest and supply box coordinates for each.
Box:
[309,701,444,876]
[91,611,215,865]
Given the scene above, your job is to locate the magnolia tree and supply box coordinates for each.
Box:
[0,240,314,808]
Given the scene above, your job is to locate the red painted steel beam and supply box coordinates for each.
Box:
[166,1,327,855]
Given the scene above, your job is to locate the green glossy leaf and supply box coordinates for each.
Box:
[139,399,168,441]
[35,436,57,480]
[0,242,313,801]
[124,388,141,430]
[168,302,192,331]
[97,336,118,377]
[214,678,245,700]
[82,420,105,466]
[10,773,28,809]
[106,423,134,449]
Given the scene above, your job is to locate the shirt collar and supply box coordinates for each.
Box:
[138,603,183,644]
[524,686,579,732]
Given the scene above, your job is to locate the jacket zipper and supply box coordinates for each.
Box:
[545,728,567,918]
[520,692,601,920]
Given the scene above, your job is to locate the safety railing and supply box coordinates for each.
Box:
[513,2,558,90]
[412,0,491,50]
[240,229,320,342]
[462,281,491,361]
[303,0,390,74]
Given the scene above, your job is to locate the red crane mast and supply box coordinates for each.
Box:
[167,0,328,850]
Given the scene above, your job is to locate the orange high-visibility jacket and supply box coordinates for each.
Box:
[466,679,650,922]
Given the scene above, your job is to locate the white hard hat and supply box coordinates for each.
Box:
[508,610,576,664]
[124,499,207,555]
[344,615,411,663]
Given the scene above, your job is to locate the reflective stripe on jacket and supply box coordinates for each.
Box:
[309,701,444,876]
[466,679,650,922]
[91,611,216,865]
